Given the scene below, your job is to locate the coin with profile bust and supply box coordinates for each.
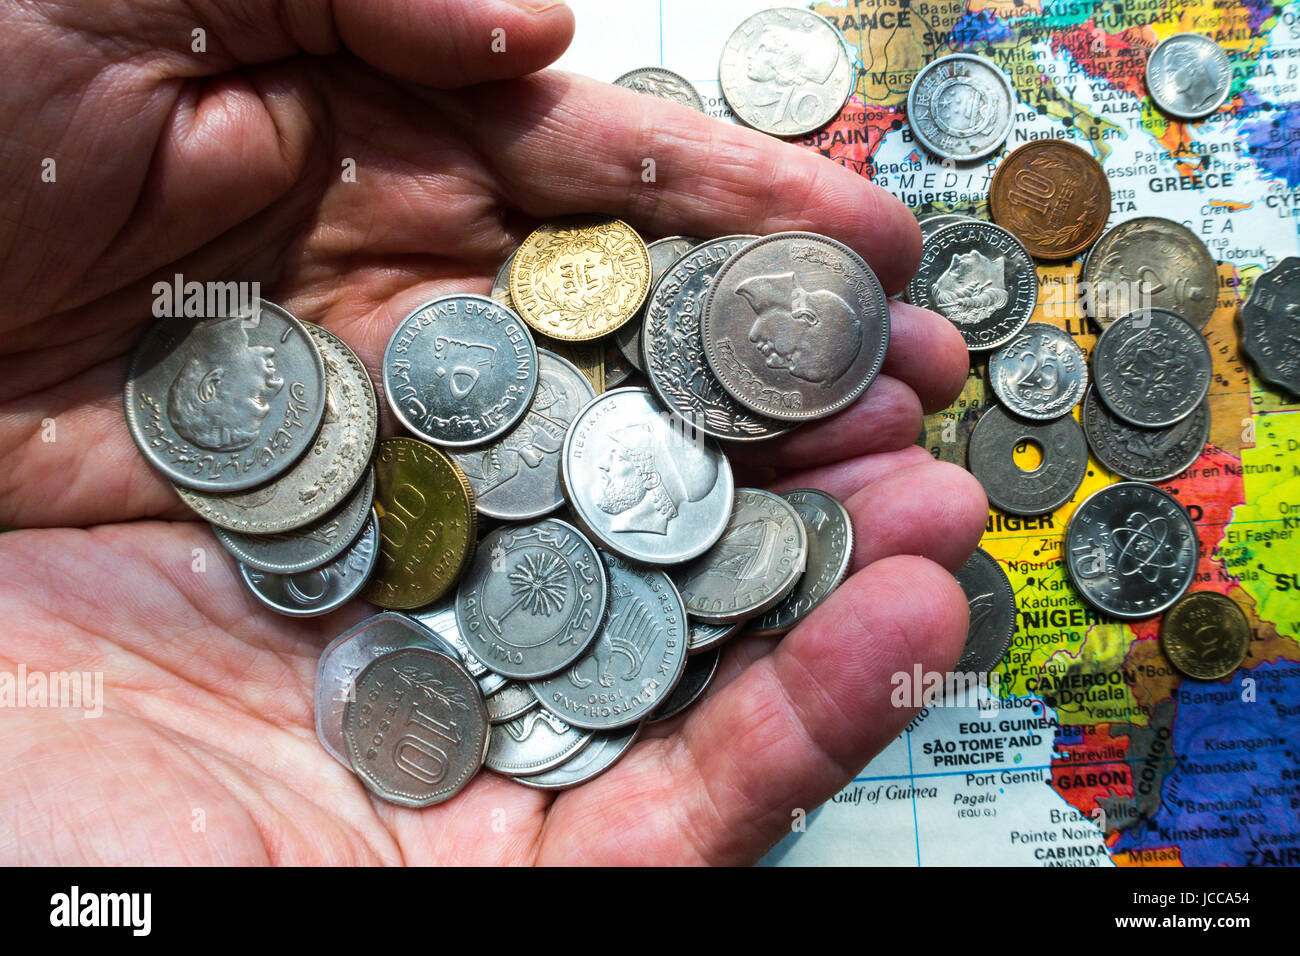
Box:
[1145,33,1232,121]
[613,68,705,112]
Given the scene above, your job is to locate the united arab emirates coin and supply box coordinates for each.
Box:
[410,600,506,695]
[509,217,651,341]
[719,7,854,137]
[530,552,689,731]
[1240,257,1300,398]
[702,232,890,422]
[485,704,591,776]
[343,647,489,807]
[511,724,641,790]
[907,54,1015,161]
[968,406,1087,516]
[1145,33,1232,121]
[484,682,539,724]
[688,618,743,654]
[1093,308,1211,427]
[616,235,700,373]
[648,648,721,723]
[952,548,1016,674]
[1082,218,1218,330]
[124,299,327,492]
[918,213,981,240]
[614,67,705,112]
[1083,387,1209,482]
[1161,591,1251,680]
[988,322,1088,420]
[240,511,379,616]
[907,220,1037,351]
[989,140,1110,259]
[561,387,735,565]
[671,488,807,623]
[362,438,476,610]
[1064,482,1199,620]
[383,293,538,447]
[455,518,608,680]
[744,488,854,638]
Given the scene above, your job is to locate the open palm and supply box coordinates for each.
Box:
[0,0,986,864]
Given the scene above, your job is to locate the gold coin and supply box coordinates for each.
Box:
[1160,591,1252,680]
[362,437,476,610]
[509,216,651,342]
[533,332,605,393]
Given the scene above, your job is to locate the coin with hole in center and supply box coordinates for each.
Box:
[967,405,1088,516]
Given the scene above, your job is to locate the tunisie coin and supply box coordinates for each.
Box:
[988,322,1088,420]
[511,724,641,790]
[509,217,651,341]
[124,299,327,492]
[561,387,735,565]
[530,552,689,731]
[743,488,854,638]
[1093,308,1212,427]
[670,488,807,624]
[1064,481,1199,620]
[702,232,890,422]
[952,548,1016,674]
[989,140,1111,260]
[485,704,591,776]
[484,682,539,724]
[1083,387,1209,483]
[383,293,538,447]
[907,220,1038,352]
[449,350,595,521]
[907,54,1015,161]
[968,405,1088,516]
[1240,257,1300,398]
[455,518,609,680]
[1082,217,1218,330]
[645,235,791,441]
[343,647,489,807]
[176,323,378,532]
[239,511,379,616]
[409,600,506,695]
[648,648,720,723]
[1161,591,1252,680]
[613,68,705,112]
[1145,33,1232,121]
[688,618,743,654]
[616,235,701,374]
[362,438,476,610]
[719,7,854,137]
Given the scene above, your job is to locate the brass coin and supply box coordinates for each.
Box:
[1160,591,1252,680]
[989,140,1110,260]
[509,217,651,342]
[362,437,476,610]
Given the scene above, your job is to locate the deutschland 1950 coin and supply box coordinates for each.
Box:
[1082,387,1209,482]
[968,405,1088,516]
[617,235,700,373]
[511,724,641,789]
[1240,257,1300,398]
[409,600,506,695]
[719,7,854,137]
[647,648,720,723]
[240,510,378,616]
[988,322,1088,420]
[1082,217,1218,330]
[907,54,1016,161]
[1145,33,1232,121]
[952,548,1016,674]
[343,647,489,807]
[688,618,743,653]
[989,140,1111,259]
[1093,308,1212,427]
[485,704,591,776]
[124,299,327,492]
[702,231,890,422]
[1065,482,1199,620]
[1161,591,1252,680]
[561,387,735,565]
[614,67,705,112]
[483,682,539,725]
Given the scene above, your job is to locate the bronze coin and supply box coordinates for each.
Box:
[1161,591,1252,681]
[989,140,1110,260]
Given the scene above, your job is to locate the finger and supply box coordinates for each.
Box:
[757,444,933,501]
[880,301,970,413]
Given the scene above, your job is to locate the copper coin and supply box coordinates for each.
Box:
[989,141,1110,260]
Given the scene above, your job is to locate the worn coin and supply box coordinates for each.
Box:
[1082,217,1218,330]
[1161,591,1251,680]
[918,213,982,240]
[511,724,641,790]
[988,322,1088,420]
[409,600,506,695]
[614,67,705,112]
[1064,481,1199,620]
[968,405,1088,516]
[530,552,689,731]
[989,140,1110,259]
[124,300,327,492]
[1145,33,1232,121]
[343,647,489,807]
[1240,257,1300,398]
[702,232,890,422]
[616,235,700,373]
[240,510,378,616]
[719,7,854,137]
[907,220,1038,351]
[688,618,743,654]
[362,438,476,610]
[485,704,592,776]
[484,682,540,724]
[1093,308,1212,427]
[1083,387,1208,482]
[952,548,1016,674]
[907,54,1015,161]
[648,648,721,723]
[561,387,735,565]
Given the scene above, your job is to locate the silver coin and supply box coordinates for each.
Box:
[448,350,595,521]
[343,647,489,807]
[315,611,460,767]
[1064,481,1199,620]
[491,251,517,309]
[967,405,1087,516]
[907,54,1015,161]
[530,551,689,731]
[239,510,379,616]
[1083,387,1209,483]
[455,518,608,680]
[485,704,591,776]
[648,648,721,723]
[1082,217,1218,330]
[213,467,374,574]
[484,682,540,724]
[988,322,1088,420]
[561,386,734,565]
[671,488,807,623]
[688,617,742,654]
[124,299,327,492]
[1145,33,1231,120]
[952,548,1016,674]
[409,600,492,685]
[919,213,982,240]
[613,67,705,112]
[616,235,701,374]
[383,293,539,447]
[1240,256,1300,398]
[744,488,854,638]
[1093,308,1211,427]
[644,235,791,441]
[719,7,854,137]
[701,232,890,422]
[603,345,634,389]
[907,220,1038,351]
[511,724,641,790]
